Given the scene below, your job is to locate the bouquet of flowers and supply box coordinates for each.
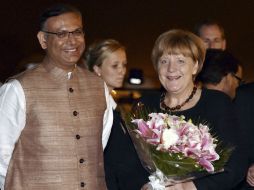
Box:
[123,103,232,189]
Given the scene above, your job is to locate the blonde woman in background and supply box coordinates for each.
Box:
[85,39,149,190]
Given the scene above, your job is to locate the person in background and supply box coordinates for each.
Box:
[196,49,243,99]
[195,19,244,86]
[0,4,107,190]
[85,39,149,190]
[234,83,254,189]
[195,19,226,50]
[140,29,247,190]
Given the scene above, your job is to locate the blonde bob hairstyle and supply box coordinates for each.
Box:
[85,39,125,72]
[151,29,206,75]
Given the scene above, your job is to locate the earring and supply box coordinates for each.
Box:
[98,73,101,77]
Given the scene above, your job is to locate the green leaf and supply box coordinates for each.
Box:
[150,146,204,177]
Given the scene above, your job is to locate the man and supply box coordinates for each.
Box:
[197,49,243,99]
[234,83,254,189]
[0,4,107,190]
[195,19,226,50]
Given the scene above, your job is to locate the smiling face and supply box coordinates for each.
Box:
[37,12,85,70]
[157,53,199,95]
[93,49,127,91]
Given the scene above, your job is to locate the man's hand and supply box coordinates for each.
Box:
[247,164,254,186]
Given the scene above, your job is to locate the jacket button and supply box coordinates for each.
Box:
[81,182,85,187]
[76,134,80,139]
[73,111,78,116]
[69,87,74,93]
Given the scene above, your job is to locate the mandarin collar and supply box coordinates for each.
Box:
[43,62,77,81]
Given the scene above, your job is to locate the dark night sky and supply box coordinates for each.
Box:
[1,0,254,85]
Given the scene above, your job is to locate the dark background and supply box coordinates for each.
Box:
[1,0,254,86]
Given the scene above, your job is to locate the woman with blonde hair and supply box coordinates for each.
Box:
[85,39,149,190]
[140,29,247,190]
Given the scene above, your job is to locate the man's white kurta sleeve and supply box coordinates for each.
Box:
[0,79,26,190]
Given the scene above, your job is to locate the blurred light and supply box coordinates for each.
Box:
[128,68,143,85]
[111,90,117,95]
[130,78,142,84]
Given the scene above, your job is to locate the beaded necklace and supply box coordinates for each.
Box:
[160,86,197,112]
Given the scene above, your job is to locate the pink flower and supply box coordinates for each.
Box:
[132,119,154,138]
[132,113,220,172]
[198,157,214,172]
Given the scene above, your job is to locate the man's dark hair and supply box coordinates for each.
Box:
[196,49,240,85]
[39,4,82,30]
[194,19,225,39]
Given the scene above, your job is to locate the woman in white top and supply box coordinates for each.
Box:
[85,39,149,190]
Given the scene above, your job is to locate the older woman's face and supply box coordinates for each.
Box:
[157,53,199,94]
